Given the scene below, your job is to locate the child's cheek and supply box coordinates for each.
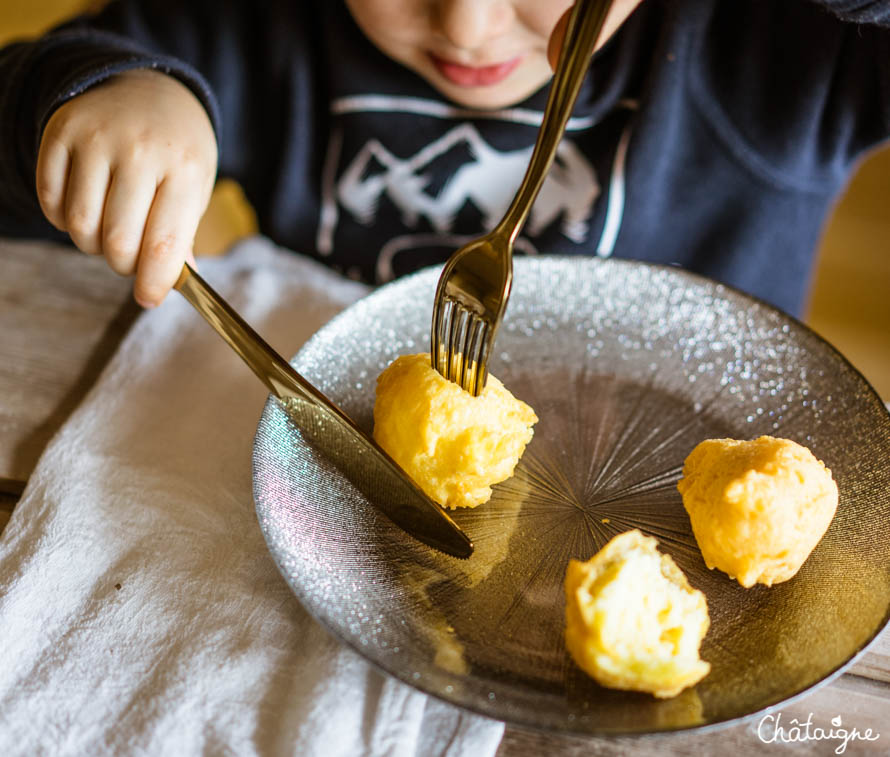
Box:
[343,0,430,59]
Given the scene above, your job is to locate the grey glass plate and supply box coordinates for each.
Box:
[252,257,890,734]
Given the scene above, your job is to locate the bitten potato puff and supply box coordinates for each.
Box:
[564,530,711,699]
[373,353,537,509]
[677,436,838,588]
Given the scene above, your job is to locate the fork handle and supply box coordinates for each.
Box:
[495,0,613,242]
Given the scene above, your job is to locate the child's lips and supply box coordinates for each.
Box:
[429,54,523,87]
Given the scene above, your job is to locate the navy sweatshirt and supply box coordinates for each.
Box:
[1,0,888,316]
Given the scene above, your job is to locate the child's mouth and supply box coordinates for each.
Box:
[429,54,523,87]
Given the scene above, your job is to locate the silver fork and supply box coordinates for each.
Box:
[431,0,613,396]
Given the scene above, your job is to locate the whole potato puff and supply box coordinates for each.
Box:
[677,436,838,588]
[373,353,537,509]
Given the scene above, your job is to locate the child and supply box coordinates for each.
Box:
[0,0,887,318]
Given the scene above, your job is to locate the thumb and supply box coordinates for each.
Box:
[547,8,572,70]
[547,1,645,71]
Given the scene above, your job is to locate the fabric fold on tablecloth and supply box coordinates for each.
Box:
[0,238,504,757]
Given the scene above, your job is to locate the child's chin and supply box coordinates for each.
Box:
[430,77,549,110]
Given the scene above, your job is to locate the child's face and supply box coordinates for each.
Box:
[344,0,573,109]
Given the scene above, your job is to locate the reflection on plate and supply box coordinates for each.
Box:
[252,257,890,734]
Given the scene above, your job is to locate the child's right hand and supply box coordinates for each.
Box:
[36,68,218,308]
[548,0,645,69]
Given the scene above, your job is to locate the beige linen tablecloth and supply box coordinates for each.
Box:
[0,238,504,756]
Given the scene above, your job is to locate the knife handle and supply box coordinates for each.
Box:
[174,263,319,403]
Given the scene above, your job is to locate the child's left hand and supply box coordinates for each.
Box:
[548,0,645,68]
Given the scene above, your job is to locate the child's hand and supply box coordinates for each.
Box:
[548,0,645,69]
[37,69,218,308]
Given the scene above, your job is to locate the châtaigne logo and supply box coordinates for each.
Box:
[757,712,880,754]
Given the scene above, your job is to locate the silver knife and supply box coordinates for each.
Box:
[174,263,473,559]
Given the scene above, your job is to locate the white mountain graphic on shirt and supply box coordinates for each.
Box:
[335,123,600,243]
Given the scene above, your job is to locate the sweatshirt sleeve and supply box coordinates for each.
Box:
[687,0,890,191]
[0,0,322,239]
[814,1,890,24]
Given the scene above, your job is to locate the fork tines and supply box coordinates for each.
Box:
[431,296,491,397]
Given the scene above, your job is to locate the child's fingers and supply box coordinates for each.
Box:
[547,9,571,70]
[35,138,71,231]
[64,151,111,256]
[547,1,645,70]
[101,167,158,276]
[133,176,203,308]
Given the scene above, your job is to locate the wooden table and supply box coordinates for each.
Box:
[1,240,887,755]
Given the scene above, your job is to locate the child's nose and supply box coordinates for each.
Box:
[436,0,515,51]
